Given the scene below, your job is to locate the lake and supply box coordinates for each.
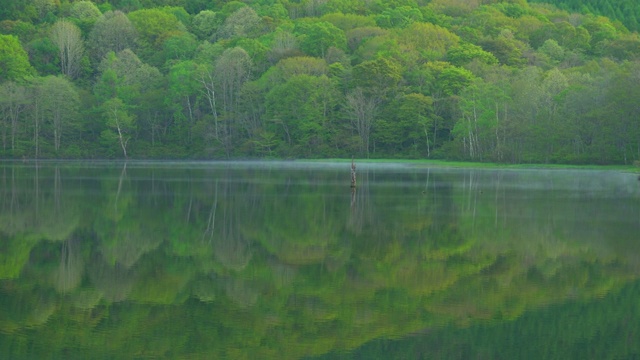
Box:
[1,161,639,359]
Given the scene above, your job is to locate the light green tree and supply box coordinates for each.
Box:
[101,97,135,159]
[0,81,29,154]
[40,76,79,153]
[296,21,347,58]
[0,34,34,82]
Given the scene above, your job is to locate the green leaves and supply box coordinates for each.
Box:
[0,0,640,163]
[295,20,347,57]
[352,57,402,97]
[265,74,336,154]
[447,42,498,66]
[0,34,33,82]
[101,97,136,158]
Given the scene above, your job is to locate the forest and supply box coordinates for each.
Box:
[1,0,640,164]
[529,0,640,32]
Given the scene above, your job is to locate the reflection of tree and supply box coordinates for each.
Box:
[52,237,84,293]
[211,181,253,272]
[251,191,339,265]
[191,276,216,302]
[202,180,218,243]
[219,275,259,308]
[96,163,163,268]
[114,162,127,212]
[0,164,80,279]
[348,167,373,235]
[213,206,252,271]
[88,255,136,302]
[0,286,57,333]
[99,225,163,269]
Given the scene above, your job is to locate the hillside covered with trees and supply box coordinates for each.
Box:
[530,0,640,32]
[1,0,640,163]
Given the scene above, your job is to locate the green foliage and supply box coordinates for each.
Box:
[0,0,639,163]
[191,9,219,40]
[127,8,186,64]
[0,34,33,81]
[217,6,262,40]
[88,10,138,62]
[163,32,198,64]
[397,22,460,61]
[295,20,347,57]
[26,37,59,75]
[352,57,402,96]
[375,92,433,154]
[530,0,640,32]
[447,42,498,66]
[265,74,336,155]
[70,1,102,21]
[101,97,136,158]
[69,0,102,33]
[320,12,376,31]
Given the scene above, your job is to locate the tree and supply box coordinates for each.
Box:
[88,11,138,62]
[128,8,185,47]
[50,20,84,79]
[0,81,29,154]
[216,6,261,40]
[70,1,101,21]
[346,26,387,52]
[26,37,59,76]
[40,76,79,153]
[320,12,376,31]
[600,62,640,164]
[216,47,252,106]
[265,74,336,155]
[397,22,460,62]
[345,87,378,157]
[101,98,135,159]
[296,21,347,58]
[421,61,476,149]
[127,8,185,64]
[215,47,252,151]
[268,30,300,63]
[163,32,198,63]
[376,93,434,156]
[95,49,162,151]
[0,34,34,82]
[197,64,221,143]
[26,77,45,158]
[191,10,220,40]
[351,57,402,99]
[374,6,423,29]
[69,0,102,34]
[167,60,199,146]
[273,56,328,82]
[453,78,510,161]
[447,42,498,66]
[481,29,527,67]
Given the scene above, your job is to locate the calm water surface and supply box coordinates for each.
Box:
[1,161,639,359]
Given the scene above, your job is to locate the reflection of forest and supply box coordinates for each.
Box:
[0,163,639,359]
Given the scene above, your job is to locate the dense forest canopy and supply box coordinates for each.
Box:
[529,0,640,32]
[1,0,640,163]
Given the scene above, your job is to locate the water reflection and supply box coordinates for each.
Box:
[0,162,639,359]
